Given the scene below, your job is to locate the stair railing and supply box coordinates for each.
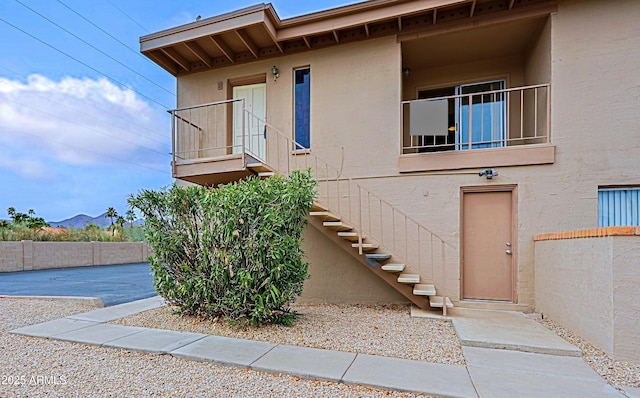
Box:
[243,109,456,315]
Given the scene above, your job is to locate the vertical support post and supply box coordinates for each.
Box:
[546,85,551,143]
[534,87,538,140]
[241,99,246,166]
[520,89,524,140]
[358,186,363,256]
[170,111,176,177]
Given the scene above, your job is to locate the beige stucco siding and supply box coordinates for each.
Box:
[535,235,640,363]
[174,0,640,308]
[548,0,640,227]
[177,36,402,176]
[299,223,406,305]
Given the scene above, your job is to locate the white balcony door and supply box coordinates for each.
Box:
[233,83,266,161]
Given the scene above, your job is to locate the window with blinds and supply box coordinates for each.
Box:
[598,187,640,227]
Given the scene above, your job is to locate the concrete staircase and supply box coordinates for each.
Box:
[308,202,452,312]
[247,161,452,313]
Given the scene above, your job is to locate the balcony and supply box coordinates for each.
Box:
[399,83,554,172]
[170,98,311,186]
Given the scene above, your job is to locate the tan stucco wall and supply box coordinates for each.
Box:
[535,235,640,364]
[175,0,640,308]
[0,241,151,272]
[178,36,402,176]
[299,223,407,305]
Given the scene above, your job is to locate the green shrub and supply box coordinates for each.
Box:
[128,169,316,326]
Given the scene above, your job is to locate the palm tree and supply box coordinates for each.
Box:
[125,209,136,229]
[116,216,126,229]
[105,207,118,236]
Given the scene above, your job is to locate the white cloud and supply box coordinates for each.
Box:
[0,74,170,171]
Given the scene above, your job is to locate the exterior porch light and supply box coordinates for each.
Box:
[479,168,498,180]
[271,66,280,81]
[402,67,410,77]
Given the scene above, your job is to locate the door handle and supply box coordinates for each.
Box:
[506,249,512,255]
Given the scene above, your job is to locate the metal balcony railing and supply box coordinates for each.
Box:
[401,83,550,154]
[169,99,457,314]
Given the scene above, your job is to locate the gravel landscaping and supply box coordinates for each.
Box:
[111,303,466,365]
[0,298,429,397]
[537,316,640,389]
[5,297,640,397]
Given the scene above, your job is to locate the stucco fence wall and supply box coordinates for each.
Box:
[0,241,152,272]
[534,227,640,364]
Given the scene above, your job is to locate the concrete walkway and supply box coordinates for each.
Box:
[10,297,627,397]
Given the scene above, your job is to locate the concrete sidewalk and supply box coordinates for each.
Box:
[10,297,627,397]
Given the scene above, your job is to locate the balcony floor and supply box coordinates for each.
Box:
[173,153,255,186]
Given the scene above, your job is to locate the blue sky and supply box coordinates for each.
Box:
[0,0,356,222]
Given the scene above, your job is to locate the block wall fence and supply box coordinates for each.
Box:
[534,227,640,364]
[0,241,152,272]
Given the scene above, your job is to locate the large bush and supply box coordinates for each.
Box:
[128,169,316,326]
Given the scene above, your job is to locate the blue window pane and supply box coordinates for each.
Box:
[598,188,640,227]
[294,68,311,149]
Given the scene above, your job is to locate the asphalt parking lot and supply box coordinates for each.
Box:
[0,263,156,306]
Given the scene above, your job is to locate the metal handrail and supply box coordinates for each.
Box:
[399,83,550,104]
[168,98,456,314]
[241,109,454,314]
[402,83,551,154]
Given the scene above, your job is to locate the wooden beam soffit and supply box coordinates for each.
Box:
[235,29,259,58]
[184,41,211,67]
[160,47,190,71]
[210,35,235,63]
[145,50,178,75]
[263,16,283,53]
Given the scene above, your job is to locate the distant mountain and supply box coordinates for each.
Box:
[49,213,143,229]
[49,212,111,229]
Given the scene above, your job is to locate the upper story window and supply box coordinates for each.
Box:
[294,67,311,149]
[598,187,640,227]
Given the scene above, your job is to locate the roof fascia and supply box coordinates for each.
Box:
[276,0,467,41]
[140,4,271,51]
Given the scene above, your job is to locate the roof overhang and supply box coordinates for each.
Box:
[141,0,557,76]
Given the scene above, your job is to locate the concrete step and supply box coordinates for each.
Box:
[365,253,391,262]
[337,231,364,242]
[429,296,454,308]
[258,172,275,179]
[381,263,405,272]
[397,274,420,284]
[413,284,436,296]
[351,243,379,252]
[309,211,341,221]
[323,221,353,231]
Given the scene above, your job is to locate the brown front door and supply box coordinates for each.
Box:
[462,189,514,301]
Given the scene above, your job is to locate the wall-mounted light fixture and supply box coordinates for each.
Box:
[402,67,410,77]
[479,168,498,180]
[271,66,280,81]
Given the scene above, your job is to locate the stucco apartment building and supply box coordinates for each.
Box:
[140,0,640,361]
